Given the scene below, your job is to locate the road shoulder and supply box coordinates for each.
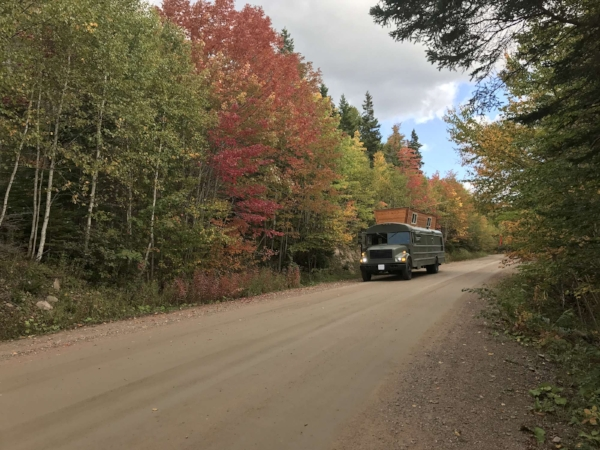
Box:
[0,279,360,362]
[332,275,567,450]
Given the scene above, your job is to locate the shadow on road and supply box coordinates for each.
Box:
[371,270,431,282]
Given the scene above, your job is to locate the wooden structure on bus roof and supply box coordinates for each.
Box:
[374,207,438,230]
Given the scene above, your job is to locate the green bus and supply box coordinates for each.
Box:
[359,223,445,281]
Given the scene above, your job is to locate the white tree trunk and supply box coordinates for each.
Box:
[37,57,70,262]
[142,122,164,274]
[36,155,55,262]
[143,160,160,271]
[84,75,108,253]
[28,90,43,258]
[127,183,133,236]
[0,96,33,228]
[30,170,44,259]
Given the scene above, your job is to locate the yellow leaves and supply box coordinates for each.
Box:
[372,151,387,170]
[76,22,98,33]
[582,406,599,426]
[85,22,98,33]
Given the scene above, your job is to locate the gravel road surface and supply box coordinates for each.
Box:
[0,255,505,450]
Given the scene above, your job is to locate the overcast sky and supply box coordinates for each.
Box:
[149,0,474,177]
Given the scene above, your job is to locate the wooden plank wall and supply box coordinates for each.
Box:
[374,208,437,229]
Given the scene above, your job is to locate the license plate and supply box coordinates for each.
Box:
[378,264,385,271]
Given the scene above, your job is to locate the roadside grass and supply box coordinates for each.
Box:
[474,267,600,449]
[446,248,491,262]
[0,258,358,342]
[301,266,360,286]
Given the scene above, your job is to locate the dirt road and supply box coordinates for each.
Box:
[0,256,504,450]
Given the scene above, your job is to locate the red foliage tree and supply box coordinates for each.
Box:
[161,0,341,257]
[393,146,431,211]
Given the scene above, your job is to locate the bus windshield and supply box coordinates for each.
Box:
[367,232,410,246]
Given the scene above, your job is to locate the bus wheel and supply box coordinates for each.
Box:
[426,259,439,274]
[401,258,413,280]
[361,271,372,282]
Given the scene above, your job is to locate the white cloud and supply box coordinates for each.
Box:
[473,113,501,124]
[246,0,469,123]
[149,0,470,124]
[413,82,459,124]
[462,181,475,192]
[420,143,430,152]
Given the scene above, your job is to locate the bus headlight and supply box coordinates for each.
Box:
[361,257,367,263]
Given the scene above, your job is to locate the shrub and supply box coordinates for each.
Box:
[478,266,600,449]
[176,267,298,304]
[1,257,354,341]
[446,248,489,262]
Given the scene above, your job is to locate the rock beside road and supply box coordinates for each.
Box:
[36,301,53,311]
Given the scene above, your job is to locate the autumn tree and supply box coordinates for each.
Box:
[161,0,343,269]
[0,0,497,296]
[336,133,375,231]
[408,129,423,168]
[319,83,336,114]
[382,124,404,166]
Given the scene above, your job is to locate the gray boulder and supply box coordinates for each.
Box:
[36,301,53,311]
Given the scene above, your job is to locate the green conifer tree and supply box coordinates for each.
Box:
[338,95,362,136]
[280,28,295,54]
[359,91,382,161]
[408,129,424,168]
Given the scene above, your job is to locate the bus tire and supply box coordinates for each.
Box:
[361,271,372,282]
[401,258,413,280]
[426,258,439,274]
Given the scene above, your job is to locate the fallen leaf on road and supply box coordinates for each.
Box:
[152,408,158,412]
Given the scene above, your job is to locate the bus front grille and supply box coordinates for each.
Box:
[370,249,393,259]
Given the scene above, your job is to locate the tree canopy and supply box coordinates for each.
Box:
[0,0,494,289]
